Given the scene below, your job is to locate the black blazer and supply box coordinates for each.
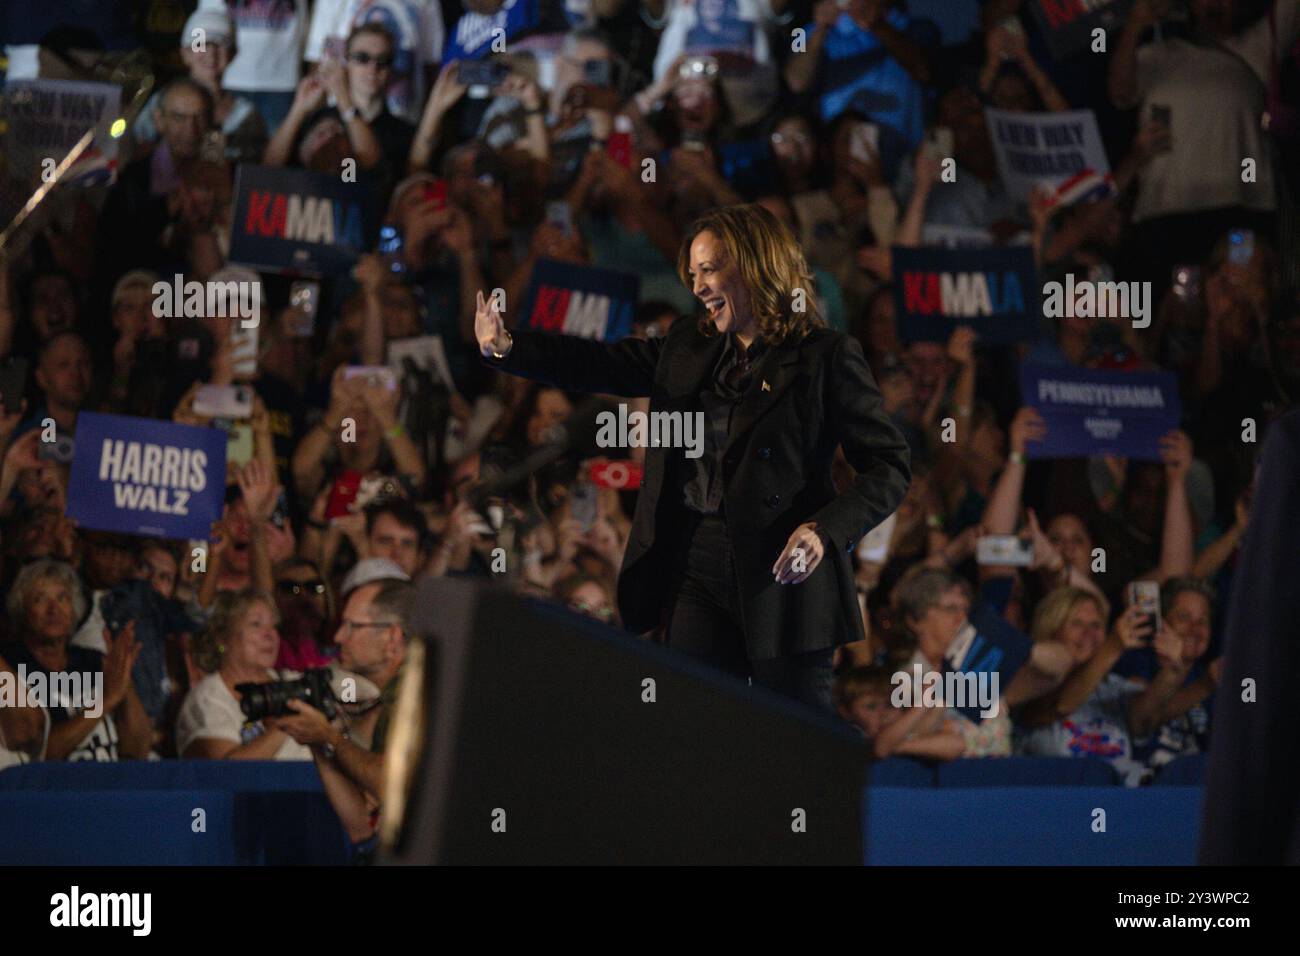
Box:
[1200,408,1300,863]
[487,318,911,660]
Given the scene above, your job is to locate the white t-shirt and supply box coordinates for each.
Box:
[176,670,313,760]
[650,0,782,80]
[223,0,309,93]
[1132,2,1300,221]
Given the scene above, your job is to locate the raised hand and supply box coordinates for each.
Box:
[475,290,510,358]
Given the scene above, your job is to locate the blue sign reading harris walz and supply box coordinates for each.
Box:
[67,413,227,540]
[1020,363,1181,461]
[228,165,376,276]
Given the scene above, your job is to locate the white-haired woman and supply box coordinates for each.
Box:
[0,559,149,761]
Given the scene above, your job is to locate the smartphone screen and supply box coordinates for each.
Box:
[606,131,632,168]
[1128,581,1162,639]
[325,470,363,520]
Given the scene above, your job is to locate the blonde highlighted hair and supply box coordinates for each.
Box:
[677,203,824,345]
[1030,587,1104,644]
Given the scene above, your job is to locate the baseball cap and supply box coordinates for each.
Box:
[111,270,160,308]
[182,8,236,49]
[339,558,410,598]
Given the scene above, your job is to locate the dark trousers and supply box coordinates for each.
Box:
[665,511,834,710]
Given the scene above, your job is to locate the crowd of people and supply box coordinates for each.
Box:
[1,0,1299,824]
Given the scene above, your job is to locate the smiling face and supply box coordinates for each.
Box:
[226,600,280,673]
[1166,590,1212,663]
[346,30,395,106]
[1047,514,1092,572]
[687,230,754,337]
[1058,597,1105,664]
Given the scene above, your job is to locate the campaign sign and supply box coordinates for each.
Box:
[945,603,1033,723]
[893,245,1038,344]
[1029,0,1133,60]
[521,259,640,341]
[68,413,227,540]
[228,165,376,276]
[1020,364,1181,460]
[1,79,121,186]
[985,107,1111,203]
[443,0,537,61]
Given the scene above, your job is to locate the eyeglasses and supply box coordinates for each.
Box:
[349,51,394,68]
[277,580,326,597]
[340,619,392,636]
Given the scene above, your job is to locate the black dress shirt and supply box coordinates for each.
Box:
[682,334,768,514]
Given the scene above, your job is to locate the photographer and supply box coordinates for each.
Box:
[277,579,415,842]
[175,589,312,761]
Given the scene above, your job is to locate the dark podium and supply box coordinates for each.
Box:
[379,577,869,865]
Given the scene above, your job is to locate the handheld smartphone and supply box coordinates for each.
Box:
[343,365,398,393]
[570,480,598,531]
[226,422,254,466]
[377,223,406,275]
[324,469,363,520]
[1128,580,1162,640]
[1228,228,1256,266]
[976,535,1035,567]
[460,58,509,98]
[201,130,226,163]
[287,281,320,337]
[423,178,447,212]
[545,200,573,236]
[230,323,259,379]
[606,130,633,168]
[1000,16,1024,35]
[849,122,879,164]
[0,357,28,415]
[193,384,254,419]
[354,474,401,511]
[323,36,346,64]
[588,459,644,490]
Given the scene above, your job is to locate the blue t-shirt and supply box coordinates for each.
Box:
[812,10,932,145]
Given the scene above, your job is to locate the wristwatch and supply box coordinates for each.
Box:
[489,331,513,361]
[318,725,350,760]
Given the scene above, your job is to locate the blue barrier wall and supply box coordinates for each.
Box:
[0,756,1206,865]
[0,762,352,865]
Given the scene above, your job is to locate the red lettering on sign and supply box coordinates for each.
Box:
[902,272,941,314]
[245,190,288,237]
[1040,0,1083,29]
[532,286,570,332]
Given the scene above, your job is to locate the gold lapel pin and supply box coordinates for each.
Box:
[761,380,771,392]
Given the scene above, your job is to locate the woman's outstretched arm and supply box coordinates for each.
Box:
[475,289,666,397]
